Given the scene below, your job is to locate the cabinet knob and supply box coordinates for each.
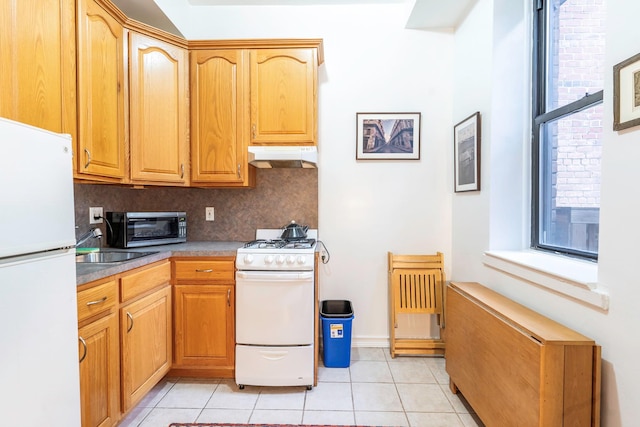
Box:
[252,124,256,139]
[180,163,184,179]
[237,164,241,179]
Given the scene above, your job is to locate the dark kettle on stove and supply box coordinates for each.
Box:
[280,220,309,240]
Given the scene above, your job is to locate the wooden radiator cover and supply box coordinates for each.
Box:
[446,282,601,427]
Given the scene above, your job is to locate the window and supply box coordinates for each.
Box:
[532,0,605,260]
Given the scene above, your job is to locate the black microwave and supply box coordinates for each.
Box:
[106,212,187,248]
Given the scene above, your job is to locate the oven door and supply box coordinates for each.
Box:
[235,270,314,346]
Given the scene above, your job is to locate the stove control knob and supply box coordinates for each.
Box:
[264,255,274,265]
[297,255,307,265]
[242,254,254,265]
[286,255,296,264]
[276,255,286,264]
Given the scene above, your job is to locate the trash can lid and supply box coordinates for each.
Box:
[321,300,353,318]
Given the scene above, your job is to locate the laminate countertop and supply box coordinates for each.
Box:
[76,241,245,286]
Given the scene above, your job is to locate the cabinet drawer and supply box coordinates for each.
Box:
[77,280,118,322]
[121,261,171,302]
[174,259,235,282]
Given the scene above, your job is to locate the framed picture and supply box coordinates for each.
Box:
[356,112,421,160]
[613,52,640,131]
[453,112,481,192]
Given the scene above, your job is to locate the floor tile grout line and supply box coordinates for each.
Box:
[121,349,483,427]
[387,357,411,427]
[194,379,219,422]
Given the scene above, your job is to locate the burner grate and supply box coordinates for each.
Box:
[243,238,316,250]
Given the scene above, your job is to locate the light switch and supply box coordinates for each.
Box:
[205,207,215,221]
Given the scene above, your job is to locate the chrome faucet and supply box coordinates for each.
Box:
[76,227,103,247]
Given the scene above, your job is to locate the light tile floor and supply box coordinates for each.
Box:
[118,348,484,427]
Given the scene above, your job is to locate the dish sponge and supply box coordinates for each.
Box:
[76,247,100,254]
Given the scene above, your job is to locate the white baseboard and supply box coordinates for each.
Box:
[351,336,389,348]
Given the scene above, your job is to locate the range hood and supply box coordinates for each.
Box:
[248,146,318,169]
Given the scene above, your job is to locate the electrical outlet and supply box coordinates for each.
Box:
[89,207,103,224]
[205,207,215,221]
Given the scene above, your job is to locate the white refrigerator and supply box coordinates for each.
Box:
[0,117,81,425]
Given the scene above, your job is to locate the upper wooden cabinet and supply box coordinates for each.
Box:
[190,49,254,187]
[2,0,323,186]
[0,0,76,138]
[250,48,317,146]
[76,0,126,181]
[129,31,189,186]
[188,39,323,186]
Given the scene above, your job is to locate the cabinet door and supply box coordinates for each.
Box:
[129,32,188,185]
[174,285,235,367]
[76,0,125,180]
[120,286,171,412]
[0,0,76,137]
[250,48,317,146]
[78,313,120,427]
[190,49,252,186]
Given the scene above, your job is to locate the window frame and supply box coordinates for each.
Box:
[531,0,603,261]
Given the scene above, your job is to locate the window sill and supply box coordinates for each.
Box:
[483,250,609,311]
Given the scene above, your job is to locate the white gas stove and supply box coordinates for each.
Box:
[235,228,318,390]
[236,229,318,271]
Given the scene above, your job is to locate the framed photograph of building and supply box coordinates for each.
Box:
[356,112,421,160]
[454,112,481,192]
[613,52,640,131]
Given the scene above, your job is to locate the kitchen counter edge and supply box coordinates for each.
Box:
[76,241,245,286]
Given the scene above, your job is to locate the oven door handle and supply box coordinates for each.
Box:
[236,271,314,281]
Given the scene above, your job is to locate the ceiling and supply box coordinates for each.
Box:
[110,0,477,37]
[187,0,406,4]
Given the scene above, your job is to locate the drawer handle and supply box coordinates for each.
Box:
[195,269,213,273]
[79,336,87,363]
[86,296,107,306]
[126,312,134,333]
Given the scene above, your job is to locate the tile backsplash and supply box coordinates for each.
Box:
[74,168,318,244]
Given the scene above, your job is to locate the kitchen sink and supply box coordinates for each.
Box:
[75,250,159,264]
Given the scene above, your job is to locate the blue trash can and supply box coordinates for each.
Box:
[321,300,354,368]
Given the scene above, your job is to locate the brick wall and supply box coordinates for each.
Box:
[550,0,605,209]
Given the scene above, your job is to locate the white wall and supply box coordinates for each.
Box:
[157,0,455,345]
[452,0,640,425]
[157,0,640,423]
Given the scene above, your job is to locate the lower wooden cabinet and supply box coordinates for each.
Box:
[76,256,235,421]
[172,257,235,377]
[174,284,235,370]
[78,313,120,427]
[120,282,172,412]
[77,279,120,427]
[77,260,172,424]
